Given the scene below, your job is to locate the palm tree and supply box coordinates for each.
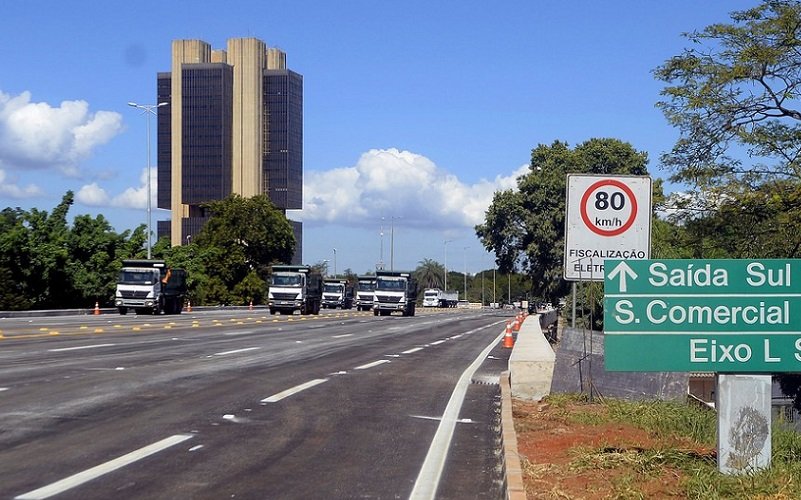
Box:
[414,258,445,289]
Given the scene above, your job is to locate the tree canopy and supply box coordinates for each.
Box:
[476,138,660,303]
[655,0,801,192]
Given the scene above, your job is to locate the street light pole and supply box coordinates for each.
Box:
[444,239,454,292]
[333,248,337,278]
[463,246,469,301]
[128,101,168,259]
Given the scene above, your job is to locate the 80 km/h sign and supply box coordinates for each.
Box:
[564,175,652,281]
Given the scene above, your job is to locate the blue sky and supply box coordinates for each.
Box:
[0,1,758,276]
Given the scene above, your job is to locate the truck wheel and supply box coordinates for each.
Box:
[373,309,379,316]
[269,308,276,315]
[118,307,127,315]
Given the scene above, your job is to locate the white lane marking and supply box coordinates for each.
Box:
[385,354,401,358]
[261,378,328,403]
[411,415,476,424]
[430,340,446,346]
[354,359,390,370]
[0,387,8,392]
[15,434,193,500]
[189,445,204,452]
[48,344,116,353]
[223,330,255,336]
[409,321,507,500]
[211,347,260,356]
[332,334,353,338]
[402,347,423,354]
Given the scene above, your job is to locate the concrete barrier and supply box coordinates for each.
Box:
[509,313,556,401]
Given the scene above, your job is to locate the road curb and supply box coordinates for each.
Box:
[500,370,526,499]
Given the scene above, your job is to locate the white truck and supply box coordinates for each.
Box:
[373,270,417,317]
[115,259,187,315]
[355,275,376,311]
[422,288,459,308]
[267,265,322,315]
[322,279,354,309]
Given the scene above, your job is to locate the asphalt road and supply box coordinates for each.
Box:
[0,307,514,499]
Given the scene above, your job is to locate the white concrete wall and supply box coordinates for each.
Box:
[509,313,556,401]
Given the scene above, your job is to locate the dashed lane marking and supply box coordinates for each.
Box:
[14,434,193,500]
[48,344,116,353]
[354,359,390,370]
[261,378,328,403]
[211,347,260,356]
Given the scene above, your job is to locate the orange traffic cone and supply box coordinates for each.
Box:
[186,301,192,312]
[503,321,515,348]
[249,300,253,311]
[94,301,100,315]
[512,317,521,332]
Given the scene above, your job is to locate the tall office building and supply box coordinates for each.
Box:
[156,38,303,263]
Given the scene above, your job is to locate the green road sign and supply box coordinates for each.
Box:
[604,259,801,372]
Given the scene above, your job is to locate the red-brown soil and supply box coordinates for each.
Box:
[512,398,715,499]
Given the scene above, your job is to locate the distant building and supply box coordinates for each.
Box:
[156,38,303,264]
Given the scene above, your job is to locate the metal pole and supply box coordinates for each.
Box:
[463,246,468,300]
[333,248,337,278]
[571,282,577,329]
[444,239,453,291]
[390,220,394,271]
[128,101,168,259]
[145,110,151,259]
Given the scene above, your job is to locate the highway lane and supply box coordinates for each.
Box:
[0,308,514,499]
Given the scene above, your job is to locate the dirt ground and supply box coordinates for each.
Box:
[512,398,715,499]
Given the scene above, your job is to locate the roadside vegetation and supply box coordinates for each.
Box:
[516,393,801,499]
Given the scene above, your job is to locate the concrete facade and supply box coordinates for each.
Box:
[159,38,303,264]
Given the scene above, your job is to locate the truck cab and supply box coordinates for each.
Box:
[322,279,353,309]
[373,270,417,317]
[355,276,376,311]
[268,265,322,315]
[115,259,186,315]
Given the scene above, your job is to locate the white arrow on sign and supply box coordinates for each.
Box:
[607,261,638,293]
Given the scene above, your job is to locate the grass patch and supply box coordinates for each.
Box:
[542,394,801,498]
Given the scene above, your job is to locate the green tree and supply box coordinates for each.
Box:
[655,1,801,407]
[193,194,295,305]
[0,207,33,310]
[414,258,445,289]
[655,1,801,196]
[476,138,657,305]
[64,214,126,307]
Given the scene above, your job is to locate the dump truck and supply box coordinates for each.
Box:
[115,259,187,315]
[422,288,459,308]
[267,265,322,315]
[355,275,376,311]
[373,270,417,316]
[322,279,354,309]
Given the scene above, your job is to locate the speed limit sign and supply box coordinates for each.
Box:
[564,174,651,281]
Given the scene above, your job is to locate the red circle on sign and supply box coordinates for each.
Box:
[579,179,638,237]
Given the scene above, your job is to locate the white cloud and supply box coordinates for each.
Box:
[0,168,43,198]
[0,90,123,175]
[298,148,528,229]
[76,167,154,209]
[75,182,111,206]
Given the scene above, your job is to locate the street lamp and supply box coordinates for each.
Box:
[463,246,469,300]
[444,239,454,292]
[333,248,337,278]
[389,216,401,271]
[128,101,168,259]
